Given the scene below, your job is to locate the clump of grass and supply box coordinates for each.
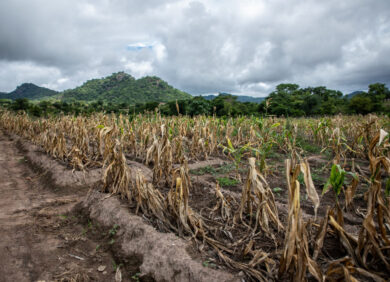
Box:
[190,165,216,175]
[297,137,322,154]
[216,177,239,187]
[190,163,246,177]
[311,171,325,183]
[216,163,238,174]
[273,187,283,196]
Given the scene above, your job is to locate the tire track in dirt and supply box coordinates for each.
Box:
[0,131,127,282]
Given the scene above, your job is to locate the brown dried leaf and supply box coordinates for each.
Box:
[300,159,320,218]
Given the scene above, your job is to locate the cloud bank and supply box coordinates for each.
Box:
[0,0,389,96]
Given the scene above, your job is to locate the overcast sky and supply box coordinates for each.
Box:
[0,0,389,96]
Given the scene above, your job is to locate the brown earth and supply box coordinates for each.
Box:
[0,130,132,282]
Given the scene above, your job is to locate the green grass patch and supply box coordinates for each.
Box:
[190,165,216,175]
[217,177,239,187]
[311,172,325,183]
[296,137,322,154]
[190,163,246,176]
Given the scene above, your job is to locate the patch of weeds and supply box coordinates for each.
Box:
[106,224,119,245]
[217,177,239,187]
[268,150,282,159]
[302,143,321,154]
[277,165,285,172]
[132,272,141,281]
[58,214,68,220]
[95,244,101,251]
[216,163,236,174]
[311,172,324,183]
[323,149,333,159]
[202,260,217,269]
[190,163,246,176]
[297,138,322,154]
[273,187,283,196]
[298,173,304,185]
[81,220,95,236]
[190,165,216,175]
[108,224,119,236]
[81,228,88,236]
[112,260,123,271]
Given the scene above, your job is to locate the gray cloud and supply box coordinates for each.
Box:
[0,0,389,96]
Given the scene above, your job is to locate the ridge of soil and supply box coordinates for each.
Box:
[78,190,238,282]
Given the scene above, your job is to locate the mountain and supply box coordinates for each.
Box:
[201,93,265,103]
[0,83,58,100]
[60,72,191,104]
[345,91,364,99]
[0,72,191,104]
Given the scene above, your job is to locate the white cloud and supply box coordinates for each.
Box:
[0,60,63,91]
[0,0,389,96]
[124,61,153,78]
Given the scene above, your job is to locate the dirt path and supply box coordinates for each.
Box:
[0,131,125,282]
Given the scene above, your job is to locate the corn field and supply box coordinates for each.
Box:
[1,108,390,281]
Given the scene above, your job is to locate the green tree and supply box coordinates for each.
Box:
[367,83,390,112]
[187,96,211,116]
[349,94,373,114]
[11,98,30,111]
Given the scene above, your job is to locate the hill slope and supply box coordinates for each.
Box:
[201,93,265,103]
[0,83,58,100]
[345,91,365,99]
[60,72,191,104]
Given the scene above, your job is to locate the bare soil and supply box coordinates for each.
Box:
[0,131,136,282]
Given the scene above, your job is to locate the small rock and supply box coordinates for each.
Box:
[103,271,107,275]
[98,265,106,272]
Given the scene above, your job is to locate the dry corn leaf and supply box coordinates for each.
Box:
[300,158,320,218]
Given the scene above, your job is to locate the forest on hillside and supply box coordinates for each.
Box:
[0,82,389,117]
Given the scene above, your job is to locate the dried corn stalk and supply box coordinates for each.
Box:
[166,172,205,241]
[134,170,171,228]
[102,139,131,199]
[357,130,390,271]
[279,159,323,281]
[146,131,174,185]
[325,257,385,282]
[212,182,232,221]
[239,158,283,233]
[300,158,320,218]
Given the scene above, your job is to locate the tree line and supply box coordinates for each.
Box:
[1,83,389,117]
